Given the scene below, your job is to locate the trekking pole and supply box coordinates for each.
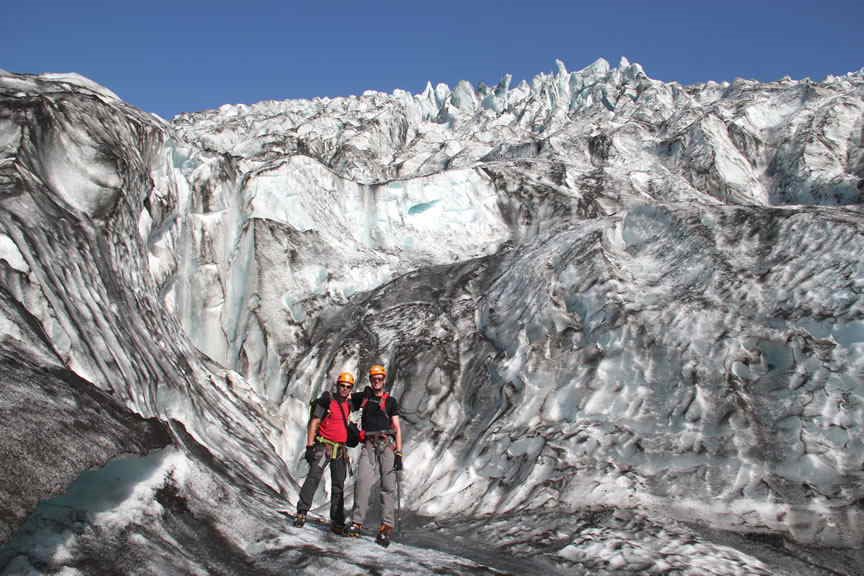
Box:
[395,470,402,537]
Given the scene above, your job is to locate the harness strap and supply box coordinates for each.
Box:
[365,430,396,453]
[316,435,345,459]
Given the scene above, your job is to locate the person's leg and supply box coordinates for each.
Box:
[351,443,375,527]
[329,452,347,528]
[378,445,397,528]
[296,445,327,521]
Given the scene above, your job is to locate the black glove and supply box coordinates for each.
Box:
[393,451,403,472]
[304,445,316,464]
[363,386,375,398]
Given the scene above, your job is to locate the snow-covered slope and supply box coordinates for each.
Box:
[1,60,863,575]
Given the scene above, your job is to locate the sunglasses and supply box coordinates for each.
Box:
[338,383,353,389]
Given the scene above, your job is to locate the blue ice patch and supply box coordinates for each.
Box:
[408,200,439,215]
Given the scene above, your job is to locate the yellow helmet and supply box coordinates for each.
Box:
[368,364,387,378]
[336,372,356,386]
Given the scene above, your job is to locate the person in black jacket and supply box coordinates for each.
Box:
[344,364,403,546]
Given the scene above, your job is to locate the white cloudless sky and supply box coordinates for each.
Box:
[2,0,862,119]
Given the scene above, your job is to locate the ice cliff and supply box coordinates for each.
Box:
[1,58,863,575]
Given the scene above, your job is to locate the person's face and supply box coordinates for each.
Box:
[370,374,386,391]
[337,380,353,399]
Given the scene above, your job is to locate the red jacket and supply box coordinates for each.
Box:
[317,397,351,443]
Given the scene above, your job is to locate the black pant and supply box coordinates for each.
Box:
[296,443,347,526]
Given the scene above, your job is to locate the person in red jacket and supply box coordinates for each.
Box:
[294,371,356,534]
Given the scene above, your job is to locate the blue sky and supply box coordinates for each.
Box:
[2,1,862,119]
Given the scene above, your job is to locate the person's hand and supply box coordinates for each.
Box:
[393,451,403,471]
[304,445,316,464]
[363,386,375,398]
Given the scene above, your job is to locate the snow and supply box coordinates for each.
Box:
[0,234,28,272]
[3,62,864,575]
[38,73,121,101]
[34,126,122,219]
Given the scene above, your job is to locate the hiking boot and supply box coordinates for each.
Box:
[344,522,363,537]
[293,513,306,528]
[375,524,393,547]
[331,523,347,536]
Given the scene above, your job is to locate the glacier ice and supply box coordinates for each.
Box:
[1,59,864,574]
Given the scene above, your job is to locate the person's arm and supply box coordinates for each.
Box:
[307,394,329,446]
[307,417,321,447]
[391,415,402,453]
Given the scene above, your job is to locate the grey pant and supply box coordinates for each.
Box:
[351,437,397,527]
[297,443,347,526]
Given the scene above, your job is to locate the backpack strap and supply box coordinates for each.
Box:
[360,392,391,416]
[319,391,331,411]
[310,391,331,421]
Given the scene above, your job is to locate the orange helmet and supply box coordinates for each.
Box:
[368,365,387,378]
[336,372,356,386]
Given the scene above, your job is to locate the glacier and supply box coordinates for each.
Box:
[1,57,863,575]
